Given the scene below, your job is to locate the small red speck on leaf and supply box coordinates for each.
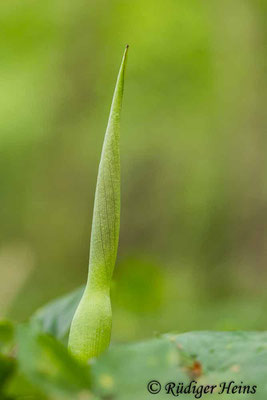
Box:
[187,361,203,379]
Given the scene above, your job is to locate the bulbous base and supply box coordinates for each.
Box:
[68,290,112,362]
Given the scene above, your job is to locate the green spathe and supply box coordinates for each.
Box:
[68,46,129,362]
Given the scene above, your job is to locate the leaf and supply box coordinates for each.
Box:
[31,286,84,343]
[0,322,16,399]
[0,321,14,355]
[5,370,47,400]
[68,46,129,361]
[16,324,91,398]
[91,331,267,399]
[2,326,267,399]
[0,355,16,397]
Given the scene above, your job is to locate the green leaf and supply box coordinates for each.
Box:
[4,370,47,400]
[0,321,14,355]
[68,46,129,362]
[2,326,267,399]
[0,355,16,397]
[16,324,91,398]
[0,322,16,399]
[31,286,84,344]
[91,331,267,400]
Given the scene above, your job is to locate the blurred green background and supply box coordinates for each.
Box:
[0,0,266,342]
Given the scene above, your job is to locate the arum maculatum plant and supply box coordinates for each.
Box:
[2,46,267,400]
[68,46,129,362]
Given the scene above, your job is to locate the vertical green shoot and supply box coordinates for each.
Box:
[68,46,128,362]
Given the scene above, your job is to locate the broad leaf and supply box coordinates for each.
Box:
[16,325,91,398]
[31,286,84,343]
[92,331,267,399]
